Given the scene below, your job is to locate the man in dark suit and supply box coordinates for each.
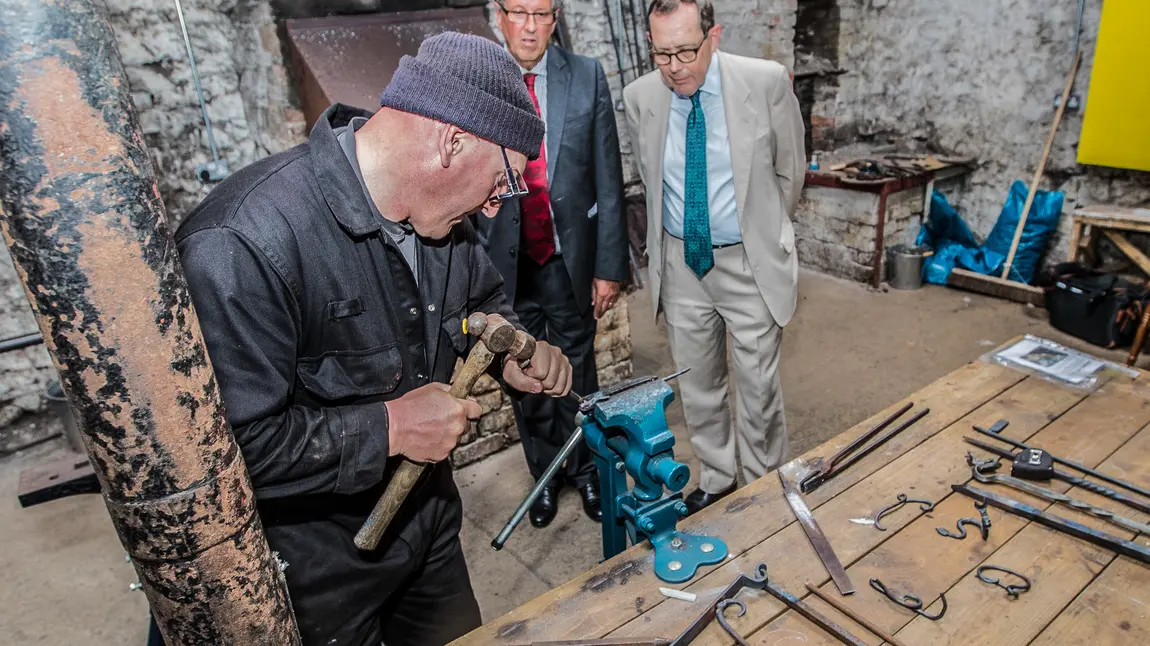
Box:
[478,0,628,528]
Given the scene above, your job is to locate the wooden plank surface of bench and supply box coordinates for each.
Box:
[454,346,1150,646]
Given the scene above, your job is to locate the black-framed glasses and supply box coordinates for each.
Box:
[493,147,529,202]
[498,2,557,25]
[651,36,707,66]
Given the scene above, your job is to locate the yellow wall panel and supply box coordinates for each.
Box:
[1077,0,1150,172]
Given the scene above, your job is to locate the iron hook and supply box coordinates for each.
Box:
[870,578,947,621]
[874,493,935,531]
[715,599,751,646]
[976,565,1032,600]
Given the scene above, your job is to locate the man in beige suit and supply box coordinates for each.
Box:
[624,0,806,514]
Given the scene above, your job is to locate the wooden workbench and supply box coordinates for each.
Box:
[452,348,1150,646]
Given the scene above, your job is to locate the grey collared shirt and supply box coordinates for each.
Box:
[336,117,419,285]
[514,49,563,254]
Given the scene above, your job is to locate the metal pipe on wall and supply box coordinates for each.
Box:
[0,0,300,643]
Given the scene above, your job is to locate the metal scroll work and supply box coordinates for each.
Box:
[874,493,935,531]
[869,578,948,621]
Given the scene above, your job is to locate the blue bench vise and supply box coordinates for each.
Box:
[576,375,728,583]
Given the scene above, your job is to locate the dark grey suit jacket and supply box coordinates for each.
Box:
[476,45,627,313]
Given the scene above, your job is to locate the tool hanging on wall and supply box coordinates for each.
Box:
[967,453,1150,535]
[869,578,948,621]
[779,460,855,595]
[800,403,930,493]
[972,420,1150,499]
[964,437,1150,516]
[975,565,1032,600]
[952,484,1150,564]
[173,0,230,183]
[873,493,936,531]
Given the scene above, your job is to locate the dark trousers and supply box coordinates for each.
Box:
[147,465,481,646]
[513,254,600,488]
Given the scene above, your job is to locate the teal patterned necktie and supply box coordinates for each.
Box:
[683,92,713,278]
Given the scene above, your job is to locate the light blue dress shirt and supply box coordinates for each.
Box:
[662,55,740,246]
[514,49,563,254]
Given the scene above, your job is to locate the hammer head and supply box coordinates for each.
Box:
[509,330,536,366]
[467,312,516,353]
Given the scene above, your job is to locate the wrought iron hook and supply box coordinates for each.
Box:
[715,599,751,646]
[976,565,1032,600]
[874,493,936,531]
[870,577,948,621]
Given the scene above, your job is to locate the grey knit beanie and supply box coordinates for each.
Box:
[380,32,545,160]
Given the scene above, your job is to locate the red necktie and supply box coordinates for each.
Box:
[520,73,556,265]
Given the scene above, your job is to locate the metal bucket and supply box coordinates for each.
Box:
[887,244,927,290]
[45,379,85,453]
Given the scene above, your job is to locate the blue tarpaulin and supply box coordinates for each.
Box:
[917,180,1064,285]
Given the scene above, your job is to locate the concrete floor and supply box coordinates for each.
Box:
[0,269,1134,642]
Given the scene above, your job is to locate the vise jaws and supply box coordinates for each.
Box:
[577,374,728,583]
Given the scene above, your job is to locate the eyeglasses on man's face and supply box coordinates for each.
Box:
[651,35,708,66]
[492,147,529,203]
[498,3,557,26]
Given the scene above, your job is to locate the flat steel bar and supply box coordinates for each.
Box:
[780,461,855,595]
[0,1,299,643]
[953,485,1150,563]
[762,581,869,646]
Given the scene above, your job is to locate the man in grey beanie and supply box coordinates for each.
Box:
[172,31,572,646]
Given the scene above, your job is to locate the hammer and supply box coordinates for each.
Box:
[354,312,535,551]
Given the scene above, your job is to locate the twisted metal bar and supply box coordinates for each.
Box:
[968,453,1150,536]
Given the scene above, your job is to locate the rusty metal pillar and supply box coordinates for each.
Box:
[0,1,301,644]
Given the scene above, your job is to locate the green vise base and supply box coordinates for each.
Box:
[577,376,728,584]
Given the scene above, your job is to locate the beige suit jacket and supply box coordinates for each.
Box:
[623,51,807,327]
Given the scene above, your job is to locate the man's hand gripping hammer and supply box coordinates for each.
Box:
[354,312,535,551]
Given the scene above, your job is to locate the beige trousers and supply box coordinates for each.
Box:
[660,233,788,493]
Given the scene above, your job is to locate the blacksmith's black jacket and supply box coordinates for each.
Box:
[174,104,517,641]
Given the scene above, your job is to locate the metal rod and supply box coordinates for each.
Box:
[805,583,909,646]
[964,438,1150,516]
[493,369,687,550]
[602,0,628,87]
[973,423,1150,499]
[173,0,220,162]
[492,426,585,550]
[0,1,299,642]
[953,485,1150,564]
[761,581,868,646]
[0,331,43,354]
[1072,0,1086,67]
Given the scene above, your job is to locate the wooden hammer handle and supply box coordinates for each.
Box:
[354,343,496,551]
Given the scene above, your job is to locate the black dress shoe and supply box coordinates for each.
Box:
[530,483,559,528]
[577,481,602,522]
[684,483,737,516]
